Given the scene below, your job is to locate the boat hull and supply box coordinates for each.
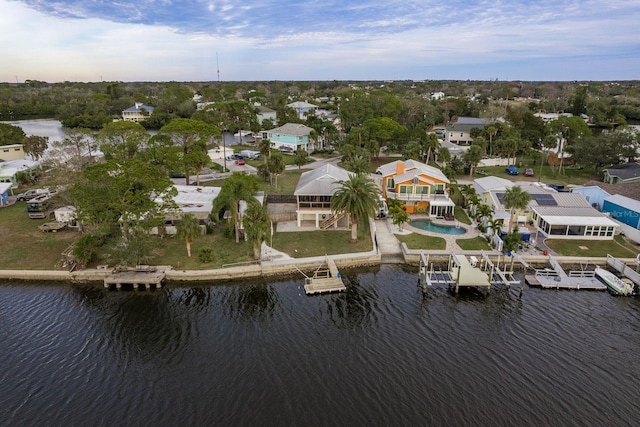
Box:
[594,268,634,296]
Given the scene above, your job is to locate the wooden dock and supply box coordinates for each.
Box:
[303,257,346,295]
[104,266,166,290]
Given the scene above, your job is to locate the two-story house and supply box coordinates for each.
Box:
[378,159,454,217]
[445,117,487,145]
[256,105,277,125]
[294,163,351,229]
[262,123,319,153]
[286,101,318,120]
[122,103,154,122]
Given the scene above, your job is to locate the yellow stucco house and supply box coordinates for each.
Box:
[378,159,454,216]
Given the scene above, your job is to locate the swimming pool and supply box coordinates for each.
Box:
[411,218,467,235]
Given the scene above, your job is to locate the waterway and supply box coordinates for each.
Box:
[1,265,639,426]
[2,119,242,147]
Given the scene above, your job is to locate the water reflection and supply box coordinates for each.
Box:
[222,282,279,322]
[69,284,191,362]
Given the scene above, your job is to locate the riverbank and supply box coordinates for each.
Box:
[0,249,634,285]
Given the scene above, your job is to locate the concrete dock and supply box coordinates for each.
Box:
[104,266,166,290]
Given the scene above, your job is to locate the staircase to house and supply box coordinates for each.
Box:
[320,213,344,230]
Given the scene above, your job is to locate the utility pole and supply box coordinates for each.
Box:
[216,52,220,82]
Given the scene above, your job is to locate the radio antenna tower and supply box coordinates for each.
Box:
[216,52,220,82]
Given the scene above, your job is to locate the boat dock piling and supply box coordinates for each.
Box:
[303,256,346,295]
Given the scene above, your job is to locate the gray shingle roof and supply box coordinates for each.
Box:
[266,123,313,137]
[604,163,640,181]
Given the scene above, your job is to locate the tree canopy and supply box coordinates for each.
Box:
[331,173,381,243]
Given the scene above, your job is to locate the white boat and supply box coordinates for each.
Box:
[594,267,634,296]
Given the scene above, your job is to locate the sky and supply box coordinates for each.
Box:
[1,0,640,82]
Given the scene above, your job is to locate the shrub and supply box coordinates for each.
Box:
[198,247,214,263]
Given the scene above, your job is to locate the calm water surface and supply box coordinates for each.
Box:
[1,265,639,426]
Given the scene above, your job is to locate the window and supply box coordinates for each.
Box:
[399,185,413,194]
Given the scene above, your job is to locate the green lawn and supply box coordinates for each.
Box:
[203,169,304,195]
[456,236,491,250]
[141,226,256,269]
[454,206,471,225]
[271,222,373,257]
[545,235,640,258]
[0,202,79,270]
[474,154,599,187]
[395,233,446,250]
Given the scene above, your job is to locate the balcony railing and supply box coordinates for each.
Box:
[386,189,450,202]
[298,202,332,210]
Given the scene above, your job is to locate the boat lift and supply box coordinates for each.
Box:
[419,250,521,295]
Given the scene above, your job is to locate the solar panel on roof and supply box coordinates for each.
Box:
[530,193,557,206]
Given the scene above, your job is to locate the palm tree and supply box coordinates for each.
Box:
[243,203,271,260]
[346,153,370,175]
[463,144,483,177]
[488,218,503,236]
[259,138,272,160]
[421,133,439,163]
[486,125,497,156]
[393,209,410,231]
[176,213,201,257]
[475,203,494,224]
[331,174,381,243]
[502,185,531,233]
[294,150,309,170]
[267,152,286,189]
[212,172,259,243]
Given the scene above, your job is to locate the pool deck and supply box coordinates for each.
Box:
[404,215,483,252]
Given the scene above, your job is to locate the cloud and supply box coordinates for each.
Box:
[2,0,640,82]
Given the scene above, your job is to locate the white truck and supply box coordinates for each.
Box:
[239,150,261,160]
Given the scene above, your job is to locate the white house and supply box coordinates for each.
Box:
[122,103,154,122]
[286,101,318,120]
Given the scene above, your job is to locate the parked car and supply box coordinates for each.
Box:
[525,168,534,177]
[505,165,519,175]
[235,159,245,166]
[549,183,570,192]
[16,189,48,201]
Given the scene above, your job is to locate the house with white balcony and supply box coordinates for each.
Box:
[378,159,454,217]
[262,123,319,153]
[122,103,154,122]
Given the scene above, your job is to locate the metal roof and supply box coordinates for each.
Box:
[294,164,352,196]
[604,193,640,213]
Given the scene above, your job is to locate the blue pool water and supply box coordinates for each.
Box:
[411,218,467,234]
